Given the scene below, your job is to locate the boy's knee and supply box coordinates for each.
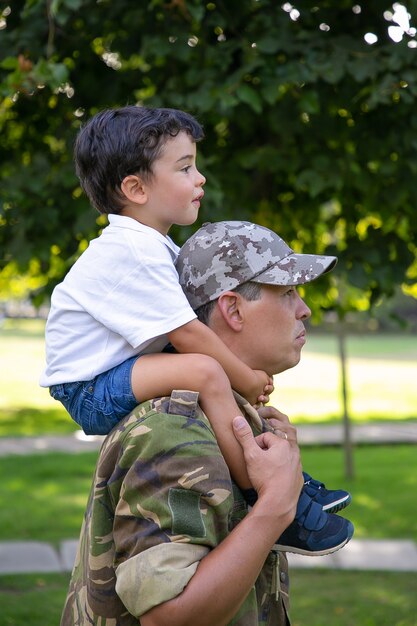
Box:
[189,354,229,389]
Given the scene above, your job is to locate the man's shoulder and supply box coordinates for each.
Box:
[121,389,202,427]
[140,389,202,421]
[101,390,211,452]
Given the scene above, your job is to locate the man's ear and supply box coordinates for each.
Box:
[217,292,244,331]
[120,174,148,205]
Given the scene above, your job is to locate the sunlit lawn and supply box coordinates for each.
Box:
[1,318,416,436]
[272,332,417,422]
[0,319,77,435]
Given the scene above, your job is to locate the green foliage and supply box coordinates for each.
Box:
[1,0,417,317]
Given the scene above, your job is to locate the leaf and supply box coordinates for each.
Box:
[298,90,320,115]
[295,169,328,197]
[256,36,281,54]
[0,57,18,70]
[235,84,262,113]
[347,54,381,81]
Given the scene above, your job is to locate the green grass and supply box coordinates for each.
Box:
[0,574,71,626]
[301,445,417,540]
[0,407,77,437]
[1,318,416,436]
[0,445,416,543]
[0,571,415,626]
[290,570,417,626]
[0,452,98,544]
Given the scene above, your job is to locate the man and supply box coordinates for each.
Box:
[61,220,339,626]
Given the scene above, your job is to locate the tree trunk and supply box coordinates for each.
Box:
[337,324,355,480]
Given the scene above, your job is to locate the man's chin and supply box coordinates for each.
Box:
[268,360,298,376]
[282,354,302,373]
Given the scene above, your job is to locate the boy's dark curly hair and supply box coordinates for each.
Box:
[74,106,204,215]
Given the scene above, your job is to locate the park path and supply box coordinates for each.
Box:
[1,420,417,457]
[1,421,417,575]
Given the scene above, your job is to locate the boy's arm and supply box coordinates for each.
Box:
[168,319,272,405]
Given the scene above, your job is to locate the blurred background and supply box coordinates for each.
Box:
[1,1,416,624]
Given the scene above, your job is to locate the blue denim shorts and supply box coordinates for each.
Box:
[49,356,139,435]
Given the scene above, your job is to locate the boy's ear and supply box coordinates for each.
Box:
[217,292,244,331]
[121,174,148,205]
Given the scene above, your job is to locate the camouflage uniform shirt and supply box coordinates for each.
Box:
[61,390,290,625]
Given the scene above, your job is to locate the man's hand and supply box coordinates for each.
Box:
[257,405,298,443]
[232,416,303,517]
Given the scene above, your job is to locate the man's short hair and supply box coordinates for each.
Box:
[74,106,204,215]
[196,281,262,325]
[177,221,337,310]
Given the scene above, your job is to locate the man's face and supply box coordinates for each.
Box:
[239,284,311,376]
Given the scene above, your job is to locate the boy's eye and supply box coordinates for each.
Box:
[182,165,191,173]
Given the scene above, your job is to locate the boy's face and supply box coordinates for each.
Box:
[135,131,206,235]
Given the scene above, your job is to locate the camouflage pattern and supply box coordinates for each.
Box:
[176,221,337,310]
[61,390,290,626]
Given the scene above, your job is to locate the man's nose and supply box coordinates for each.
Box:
[297,294,311,320]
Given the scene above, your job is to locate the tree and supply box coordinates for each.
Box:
[1,0,416,318]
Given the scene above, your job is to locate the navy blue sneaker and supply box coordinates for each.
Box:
[274,490,354,556]
[303,472,352,513]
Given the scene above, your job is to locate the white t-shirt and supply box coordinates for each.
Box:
[40,215,196,387]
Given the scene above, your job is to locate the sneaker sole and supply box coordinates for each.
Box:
[274,531,354,557]
[323,494,352,513]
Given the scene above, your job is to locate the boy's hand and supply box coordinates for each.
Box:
[251,371,274,407]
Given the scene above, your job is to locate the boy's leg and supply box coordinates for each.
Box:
[131,353,253,488]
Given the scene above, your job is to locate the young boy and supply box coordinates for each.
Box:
[40,105,353,555]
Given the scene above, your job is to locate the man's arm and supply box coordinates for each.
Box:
[140,417,302,626]
[169,319,272,405]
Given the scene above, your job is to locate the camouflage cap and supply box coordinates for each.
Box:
[177,221,337,310]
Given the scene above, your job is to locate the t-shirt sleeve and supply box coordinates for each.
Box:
[95,244,196,349]
[112,409,233,617]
